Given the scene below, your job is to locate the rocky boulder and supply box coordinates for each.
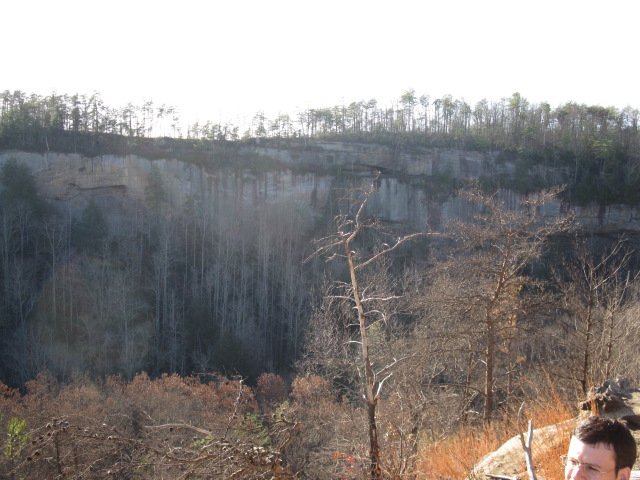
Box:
[470,379,640,480]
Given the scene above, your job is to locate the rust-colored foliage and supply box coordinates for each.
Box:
[0,372,299,479]
[256,373,287,406]
[291,374,334,405]
[415,374,577,480]
[0,369,580,479]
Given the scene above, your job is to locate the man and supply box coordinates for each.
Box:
[563,416,637,480]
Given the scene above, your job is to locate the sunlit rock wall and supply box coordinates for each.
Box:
[1,149,639,235]
[248,139,503,178]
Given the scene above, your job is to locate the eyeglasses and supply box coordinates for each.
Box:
[561,456,617,478]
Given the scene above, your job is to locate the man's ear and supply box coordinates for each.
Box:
[615,466,631,480]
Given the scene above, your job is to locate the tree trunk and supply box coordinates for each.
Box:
[347,246,381,479]
[484,318,495,424]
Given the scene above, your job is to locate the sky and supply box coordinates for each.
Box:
[3,0,639,133]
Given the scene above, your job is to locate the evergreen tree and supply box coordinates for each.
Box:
[0,159,44,215]
[144,164,169,212]
[73,201,108,254]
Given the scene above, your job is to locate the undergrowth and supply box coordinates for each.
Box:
[415,375,579,480]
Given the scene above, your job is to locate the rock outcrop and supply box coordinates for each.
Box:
[1,145,640,237]
[470,379,640,480]
[248,139,503,178]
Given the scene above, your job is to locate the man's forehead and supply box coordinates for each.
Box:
[568,436,617,465]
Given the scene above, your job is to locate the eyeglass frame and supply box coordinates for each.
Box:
[561,455,619,477]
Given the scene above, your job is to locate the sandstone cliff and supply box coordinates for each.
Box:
[1,142,640,235]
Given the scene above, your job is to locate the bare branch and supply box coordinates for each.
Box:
[145,423,212,436]
[355,232,435,271]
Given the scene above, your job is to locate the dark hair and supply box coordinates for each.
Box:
[573,416,637,470]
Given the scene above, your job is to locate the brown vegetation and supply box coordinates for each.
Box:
[2,149,640,479]
[0,370,585,479]
[416,377,577,480]
[0,372,296,479]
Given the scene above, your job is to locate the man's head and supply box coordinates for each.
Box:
[564,416,637,480]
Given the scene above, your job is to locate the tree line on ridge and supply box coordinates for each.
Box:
[2,88,640,205]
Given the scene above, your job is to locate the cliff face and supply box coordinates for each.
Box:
[1,143,640,235]
[245,138,504,178]
[0,150,435,231]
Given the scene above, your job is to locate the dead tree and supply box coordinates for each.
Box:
[305,172,434,479]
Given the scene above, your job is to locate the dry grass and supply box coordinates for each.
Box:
[505,377,578,480]
[415,375,579,480]
[416,424,504,480]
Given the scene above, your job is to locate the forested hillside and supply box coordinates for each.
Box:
[1,89,640,479]
[2,89,639,204]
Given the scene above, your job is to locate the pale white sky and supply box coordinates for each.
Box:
[3,0,639,133]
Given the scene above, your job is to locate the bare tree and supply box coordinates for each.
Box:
[554,235,638,392]
[425,184,573,423]
[598,265,639,381]
[305,173,433,479]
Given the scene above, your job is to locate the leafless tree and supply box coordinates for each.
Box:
[422,184,573,423]
[554,235,639,392]
[305,173,434,479]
